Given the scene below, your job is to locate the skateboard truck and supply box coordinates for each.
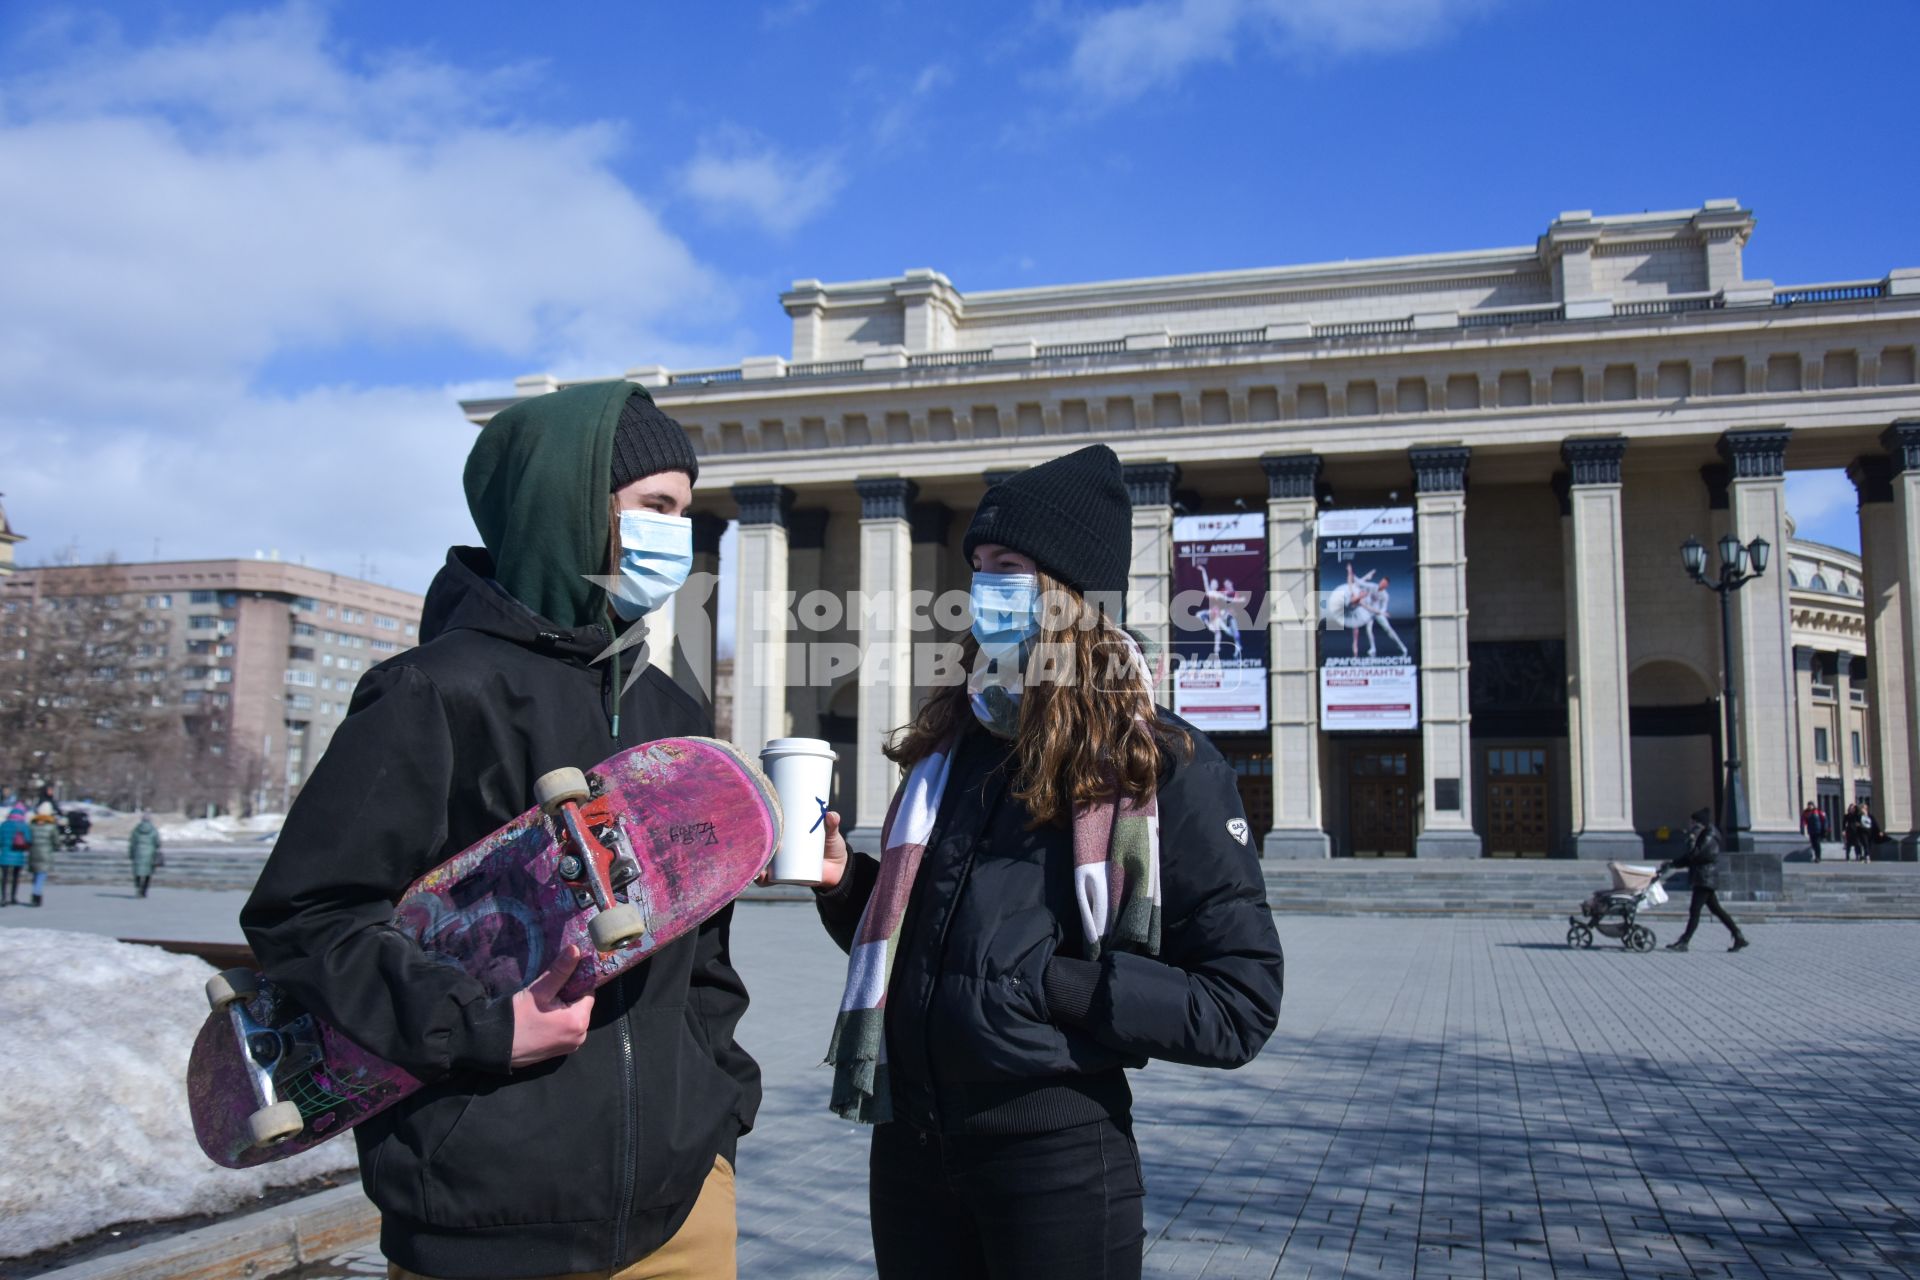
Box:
[204,970,307,1148]
[535,767,649,952]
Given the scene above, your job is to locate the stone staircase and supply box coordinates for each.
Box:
[49,844,1920,920]
[1259,859,1920,921]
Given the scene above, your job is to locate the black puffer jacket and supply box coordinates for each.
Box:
[1668,823,1722,889]
[242,548,760,1279]
[817,715,1282,1136]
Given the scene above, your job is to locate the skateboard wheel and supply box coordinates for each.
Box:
[206,968,261,1012]
[247,1100,305,1148]
[534,767,591,815]
[589,903,646,951]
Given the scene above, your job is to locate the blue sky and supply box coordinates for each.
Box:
[1,0,1913,589]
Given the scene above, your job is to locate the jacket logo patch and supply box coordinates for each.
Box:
[1226,818,1249,846]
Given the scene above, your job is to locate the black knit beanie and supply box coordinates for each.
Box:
[609,390,700,491]
[963,444,1132,599]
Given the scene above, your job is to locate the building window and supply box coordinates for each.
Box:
[285,669,317,687]
[191,590,217,604]
[1810,573,1828,592]
[1814,728,1830,764]
[145,594,173,609]
[289,646,315,663]
[292,622,316,637]
[189,614,217,630]
[376,614,399,630]
[1852,731,1863,766]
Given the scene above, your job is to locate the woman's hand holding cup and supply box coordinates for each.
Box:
[758,808,847,888]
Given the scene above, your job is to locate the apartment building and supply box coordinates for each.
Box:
[2,557,423,811]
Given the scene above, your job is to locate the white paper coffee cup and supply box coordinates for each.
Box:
[759,737,838,885]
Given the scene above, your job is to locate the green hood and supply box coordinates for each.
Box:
[463,380,642,630]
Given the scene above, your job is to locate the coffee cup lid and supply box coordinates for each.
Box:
[760,737,837,760]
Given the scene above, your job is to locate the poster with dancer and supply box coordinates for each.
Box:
[1317,508,1419,731]
[1171,513,1268,732]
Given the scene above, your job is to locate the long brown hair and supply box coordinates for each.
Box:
[885,571,1188,825]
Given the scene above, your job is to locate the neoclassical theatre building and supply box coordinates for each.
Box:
[462,201,1920,862]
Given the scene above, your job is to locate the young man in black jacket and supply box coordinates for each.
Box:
[1662,808,1750,953]
[242,382,759,1280]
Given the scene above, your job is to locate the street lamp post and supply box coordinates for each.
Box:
[1679,531,1771,852]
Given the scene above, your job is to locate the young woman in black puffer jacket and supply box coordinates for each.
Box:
[811,444,1285,1280]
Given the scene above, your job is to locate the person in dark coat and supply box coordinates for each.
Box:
[242,382,758,1280]
[1663,808,1749,952]
[1800,801,1827,862]
[810,445,1285,1280]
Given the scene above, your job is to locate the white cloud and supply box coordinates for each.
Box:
[678,131,844,236]
[1066,0,1494,102]
[0,6,737,592]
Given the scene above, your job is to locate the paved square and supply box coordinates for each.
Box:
[303,904,1920,1279]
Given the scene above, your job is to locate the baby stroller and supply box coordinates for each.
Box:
[1566,862,1669,953]
[57,809,91,851]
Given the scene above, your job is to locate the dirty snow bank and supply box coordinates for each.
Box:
[0,930,353,1258]
[155,813,284,843]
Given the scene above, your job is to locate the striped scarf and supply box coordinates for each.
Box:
[825,734,1161,1124]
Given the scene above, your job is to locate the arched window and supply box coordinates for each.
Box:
[1788,569,1802,587]
[1810,573,1829,592]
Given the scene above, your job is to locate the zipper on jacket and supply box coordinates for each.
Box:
[611,973,638,1267]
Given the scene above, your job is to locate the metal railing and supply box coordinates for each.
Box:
[906,348,994,368]
[786,359,865,378]
[1312,317,1413,338]
[1171,327,1267,348]
[1458,305,1564,329]
[667,368,743,386]
[1614,294,1721,317]
[1035,338,1126,357]
[1773,281,1887,306]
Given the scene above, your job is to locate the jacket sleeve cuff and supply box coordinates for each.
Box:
[1042,956,1102,1027]
[455,994,518,1075]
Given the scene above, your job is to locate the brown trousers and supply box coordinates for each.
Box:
[389,1156,735,1280]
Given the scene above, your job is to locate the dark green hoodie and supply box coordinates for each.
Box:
[462,380,646,631]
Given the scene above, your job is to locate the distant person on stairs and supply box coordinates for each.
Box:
[0,802,27,906]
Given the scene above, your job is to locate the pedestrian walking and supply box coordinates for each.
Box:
[1855,800,1879,862]
[242,382,757,1280]
[810,444,1285,1280]
[1663,808,1749,952]
[1800,801,1828,862]
[128,814,161,897]
[0,802,28,906]
[27,799,58,907]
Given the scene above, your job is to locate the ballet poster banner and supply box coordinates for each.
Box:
[1170,513,1269,732]
[1317,508,1420,731]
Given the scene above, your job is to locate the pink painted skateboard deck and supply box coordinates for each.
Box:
[187,735,782,1170]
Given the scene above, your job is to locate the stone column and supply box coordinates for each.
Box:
[1718,428,1800,855]
[1123,462,1179,696]
[1792,647,1818,814]
[730,484,793,753]
[851,478,917,840]
[1561,437,1640,858]
[1854,423,1920,857]
[1261,454,1330,858]
[909,501,954,713]
[1552,473,1584,838]
[785,508,830,740]
[1410,446,1480,857]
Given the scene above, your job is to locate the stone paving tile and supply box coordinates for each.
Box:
[295,910,1920,1279]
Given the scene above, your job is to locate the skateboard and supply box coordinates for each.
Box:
[187,735,782,1170]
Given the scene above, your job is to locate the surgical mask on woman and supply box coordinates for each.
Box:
[608,510,693,620]
[967,573,1042,736]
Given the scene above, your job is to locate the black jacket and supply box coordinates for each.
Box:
[817,716,1282,1136]
[242,548,760,1279]
[1668,823,1722,890]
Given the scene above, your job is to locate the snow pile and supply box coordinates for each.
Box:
[0,930,354,1258]
[156,813,285,844]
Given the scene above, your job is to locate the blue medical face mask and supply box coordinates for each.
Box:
[609,510,693,621]
[969,572,1041,651]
